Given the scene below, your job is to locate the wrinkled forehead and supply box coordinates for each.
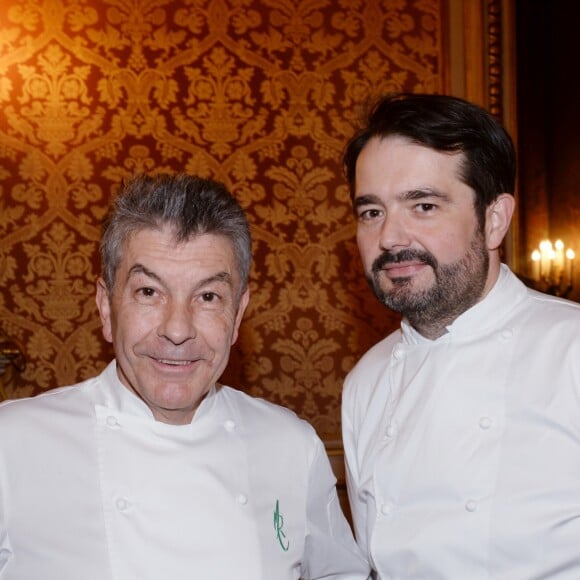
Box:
[115,225,244,288]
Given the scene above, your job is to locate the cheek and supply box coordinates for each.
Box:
[201,313,238,351]
[356,231,376,262]
[208,317,235,342]
[426,230,472,263]
[114,307,156,344]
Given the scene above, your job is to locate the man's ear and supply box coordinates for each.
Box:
[232,287,250,345]
[485,193,515,251]
[96,278,113,344]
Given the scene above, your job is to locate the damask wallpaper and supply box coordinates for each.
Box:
[0,0,444,437]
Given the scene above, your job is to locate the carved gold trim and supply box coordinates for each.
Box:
[445,0,519,269]
[487,0,503,119]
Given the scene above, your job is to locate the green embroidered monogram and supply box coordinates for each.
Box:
[274,499,289,551]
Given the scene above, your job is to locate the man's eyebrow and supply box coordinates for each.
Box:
[196,272,233,289]
[402,188,450,201]
[353,194,381,208]
[127,265,233,289]
[127,263,161,283]
[353,189,450,208]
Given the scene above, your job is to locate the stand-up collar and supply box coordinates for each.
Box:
[98,360,219,425]
[401,264,528,344]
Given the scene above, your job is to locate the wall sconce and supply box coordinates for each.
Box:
[530,239,575,297]
[0,330,25,401]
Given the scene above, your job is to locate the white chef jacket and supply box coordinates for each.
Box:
[342,264,580,579]
[0,362,369,580]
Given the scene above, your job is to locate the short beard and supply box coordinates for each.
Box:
[368,231,489,337]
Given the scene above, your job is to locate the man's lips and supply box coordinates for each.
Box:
[147,356,202,370]
[380,261,429,278]
[156,358,195,366]
[372,249,437,280]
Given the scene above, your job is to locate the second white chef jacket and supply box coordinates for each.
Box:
[0,361,369,580]
[343,265,580,579]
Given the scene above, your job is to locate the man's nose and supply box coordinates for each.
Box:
[158,300,196,345]
[378,212,411,251]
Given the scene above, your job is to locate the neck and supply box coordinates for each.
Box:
[410,259,503,340]
[410,318,453,340]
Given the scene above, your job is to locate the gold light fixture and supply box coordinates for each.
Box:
[530,239,575,297]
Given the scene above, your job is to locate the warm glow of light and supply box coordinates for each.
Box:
[531,239,575,288]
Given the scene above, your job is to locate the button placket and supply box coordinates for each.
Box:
[222,419,248,509]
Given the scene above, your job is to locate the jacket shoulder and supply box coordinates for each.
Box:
[0,375,99,429]
[345,330,401,386]
[218,386,316,440]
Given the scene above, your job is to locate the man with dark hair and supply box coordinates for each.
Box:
[341,93,580,578]
[0,174,369,579]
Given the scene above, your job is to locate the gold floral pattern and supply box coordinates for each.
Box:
[0,0,443,436]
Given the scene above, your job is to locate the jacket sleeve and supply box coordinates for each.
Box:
[342,386,370,560]
[300,434,370,579]
[0,519,12,577]
[0,437,14,577]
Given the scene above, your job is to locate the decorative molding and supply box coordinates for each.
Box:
[487,0,503,120]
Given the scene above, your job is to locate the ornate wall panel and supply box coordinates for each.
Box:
[0,0,445,437]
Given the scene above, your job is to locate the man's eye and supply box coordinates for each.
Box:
[201,292,218,302]
[358,208,382,220]
[137,287,156,297]
[416,203,436,212]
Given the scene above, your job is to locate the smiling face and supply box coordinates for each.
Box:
[354,135,511,339]
[96,226,249,424]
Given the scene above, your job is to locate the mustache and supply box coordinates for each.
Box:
[371,248,438,274]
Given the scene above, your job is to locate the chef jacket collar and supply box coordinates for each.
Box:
[98,360,221,425]
[401,264,527,344]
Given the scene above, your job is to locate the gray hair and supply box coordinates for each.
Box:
[100,174,252,294]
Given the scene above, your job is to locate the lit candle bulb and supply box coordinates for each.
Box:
[549,248,557,283]
[565,248,575,285]
[531,250,541,281]
[554,239,565,280]
[539,239,552,279]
